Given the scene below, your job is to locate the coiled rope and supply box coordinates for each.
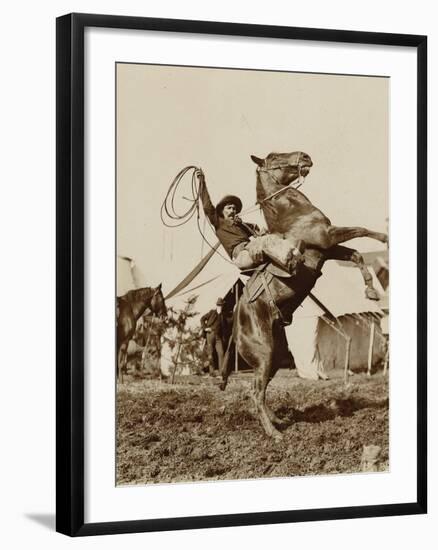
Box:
[160,166,202,228]
[160,166,233,264]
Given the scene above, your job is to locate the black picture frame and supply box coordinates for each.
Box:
[56,12,427,537]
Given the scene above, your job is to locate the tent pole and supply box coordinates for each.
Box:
[343,336,351,386]
[383,339,389,376]
[235,283,239,373]
[367,321,375,377]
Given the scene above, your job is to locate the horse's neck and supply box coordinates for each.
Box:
[128,289,153,320]
[256,171,277,203]
[256,172,312,232]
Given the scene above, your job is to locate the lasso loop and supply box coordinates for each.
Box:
[161,166,235,264]
[160,166,202,228]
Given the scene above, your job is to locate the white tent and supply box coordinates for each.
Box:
[117,256,136,297]
[117,255,151,297]
[288,262,385,379]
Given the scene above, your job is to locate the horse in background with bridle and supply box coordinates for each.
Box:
[117,284,167,381]
[220,151,388,440]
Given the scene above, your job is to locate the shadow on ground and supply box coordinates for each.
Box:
[276,396,389,425]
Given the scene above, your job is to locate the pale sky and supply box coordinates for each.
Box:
[116,63,388,295]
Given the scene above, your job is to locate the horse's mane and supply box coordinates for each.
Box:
[125,287,153,304]
[257,173,316,233]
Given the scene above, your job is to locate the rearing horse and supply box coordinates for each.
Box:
[253,151,387,299]
[117,283,167,381]
[220,151,388,440]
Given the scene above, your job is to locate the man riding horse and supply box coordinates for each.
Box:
[197,171,300,377]
[197,172,303,274]
[216,151,388,440]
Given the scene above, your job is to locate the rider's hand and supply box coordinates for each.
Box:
[234,215,242,225]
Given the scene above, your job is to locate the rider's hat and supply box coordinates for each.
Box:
[216,297,225,306]
[215,195,242,217]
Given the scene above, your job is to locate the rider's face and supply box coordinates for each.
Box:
[222,203,237,220]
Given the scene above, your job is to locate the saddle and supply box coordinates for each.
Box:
[242,262,293,325]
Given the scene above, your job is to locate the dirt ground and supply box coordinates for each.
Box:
[116,369,389,485]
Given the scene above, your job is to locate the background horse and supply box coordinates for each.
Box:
[117,283,167,381]
[220,151,388,440]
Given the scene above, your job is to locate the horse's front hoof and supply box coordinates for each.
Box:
[366,288,379,300]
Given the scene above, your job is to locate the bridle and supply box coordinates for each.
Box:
[151,290,166,318]
[257,152,308,205]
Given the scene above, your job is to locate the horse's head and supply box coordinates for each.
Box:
[150,283,167,318]
[251,151,313,187]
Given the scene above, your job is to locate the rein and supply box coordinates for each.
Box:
[257,153,306,205]
[258,177,303,204]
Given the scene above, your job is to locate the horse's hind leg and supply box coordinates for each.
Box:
[239,334,283,440]
[328,226,388,246]
[235,326,283,439]
[327,245,380,300]
[232,301,283,439]
[220,334,284,434]
[264,331,291,428]
[252,361,283,441]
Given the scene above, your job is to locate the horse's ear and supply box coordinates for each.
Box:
[155,283,162,292]
[250,155,264,167]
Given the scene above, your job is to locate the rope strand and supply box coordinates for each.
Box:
[160,166,201,228]
[161,166,235,265]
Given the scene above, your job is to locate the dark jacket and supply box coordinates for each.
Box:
[200,309,222,334]
[200,309,225,339]
[199,182,259,258]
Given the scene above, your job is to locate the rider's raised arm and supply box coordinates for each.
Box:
[198,175,219,229]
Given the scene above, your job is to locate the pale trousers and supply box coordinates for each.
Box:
[232,234,299,271]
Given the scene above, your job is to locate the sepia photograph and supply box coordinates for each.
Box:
[115,62,389,486]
